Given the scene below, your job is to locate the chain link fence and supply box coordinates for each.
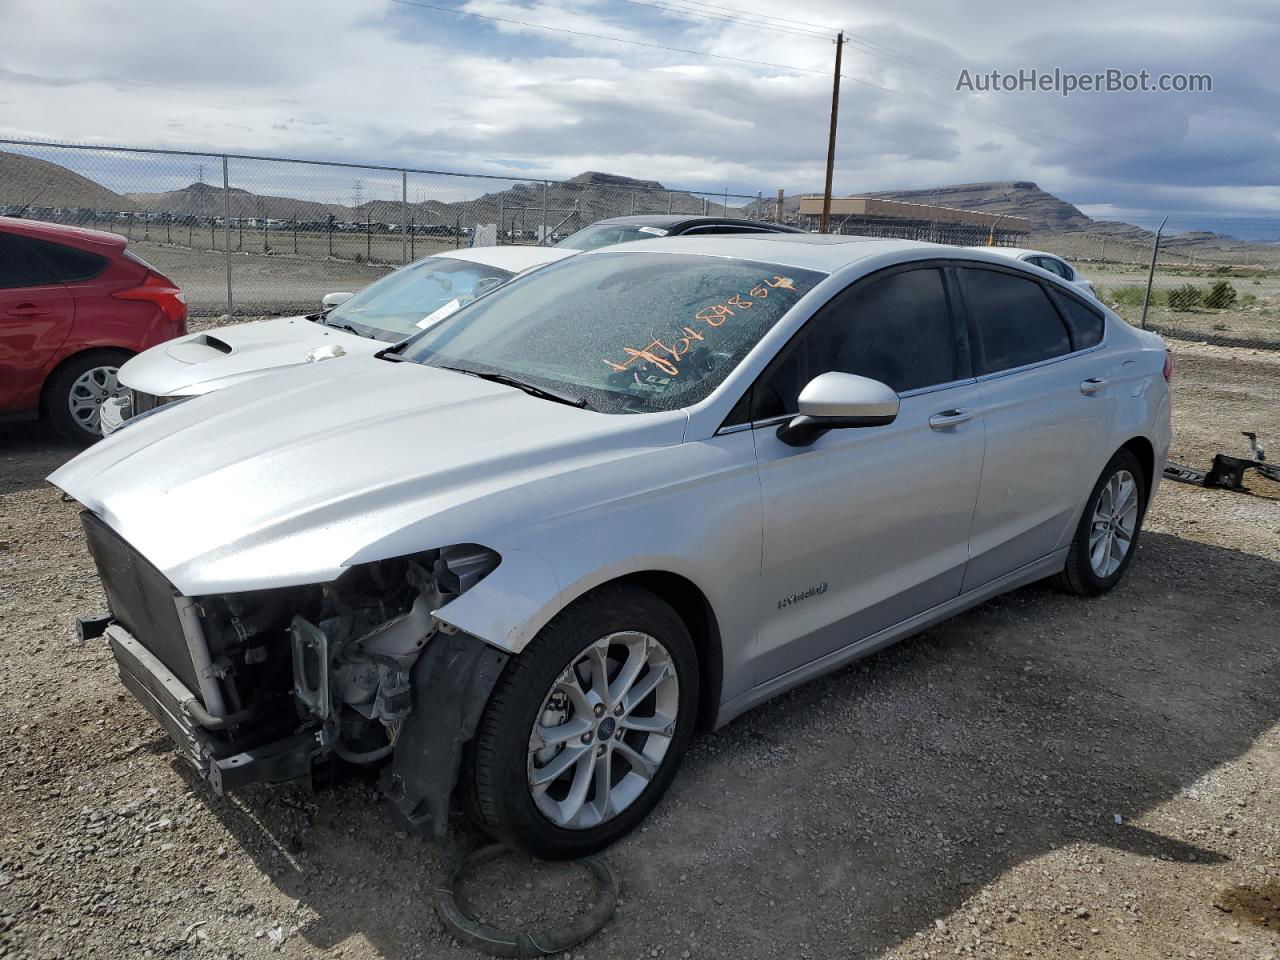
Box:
[3,138,1276,350]
[763,194,1280,351]
[0,139,767,317]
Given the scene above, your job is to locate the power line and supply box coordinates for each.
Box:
[385,0,1160,167]
[612,0,830,40]
[386,0,832,75]
[620,0,1187,159]
[660,0,840,33]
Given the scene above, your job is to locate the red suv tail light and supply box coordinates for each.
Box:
[1163,352,1174,382]
[112,271,188,335]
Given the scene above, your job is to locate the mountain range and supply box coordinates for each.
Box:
[0,149,1268,255]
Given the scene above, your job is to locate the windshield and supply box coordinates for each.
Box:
[400,252,825,414]
[556,222,672,251]
[324,256,515,341]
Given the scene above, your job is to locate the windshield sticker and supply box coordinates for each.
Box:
[417,297,463,329]
[602,275,800,379]
[637,226,669,236]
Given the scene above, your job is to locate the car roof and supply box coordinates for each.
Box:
[577,233,1048,273]
[590,214,802,233]
[434,245,576,271]
[0,215,128,253]
[966,246,1070,262]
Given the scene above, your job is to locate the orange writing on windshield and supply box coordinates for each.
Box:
[603,276,799,378]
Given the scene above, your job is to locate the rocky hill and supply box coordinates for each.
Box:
[0,150,138,211]
[760,180,1094,232]
[869,181,1094,232]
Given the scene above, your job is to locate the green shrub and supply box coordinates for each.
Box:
[1167,284,1203,311]
[1106,286,1148,307]
[1204,280,1237,309]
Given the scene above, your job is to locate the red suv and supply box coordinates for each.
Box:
[0,217,187,442]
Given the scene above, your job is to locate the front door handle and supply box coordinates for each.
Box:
[928,408,974,430]
[1080,377,1107,395]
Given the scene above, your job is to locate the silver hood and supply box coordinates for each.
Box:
[50,356,687,595]
[119,315,382,397]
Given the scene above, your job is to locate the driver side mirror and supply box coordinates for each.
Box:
[776,372,899,447]
[321,291,353,311]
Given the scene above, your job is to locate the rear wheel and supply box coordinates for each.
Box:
[464,586,699,859]
[45,350,131,444]
[1054,448,1147,596]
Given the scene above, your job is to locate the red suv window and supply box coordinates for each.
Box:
[27,236,110,282]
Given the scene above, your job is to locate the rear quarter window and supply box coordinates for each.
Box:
[1050,288,1106,349]
[28,237,109,282]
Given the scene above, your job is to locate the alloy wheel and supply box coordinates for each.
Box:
[1088,468,1139,577]
[527,631,679,830]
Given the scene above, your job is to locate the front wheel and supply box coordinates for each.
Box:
[464,586,699,859]
[1054,448,1147,596]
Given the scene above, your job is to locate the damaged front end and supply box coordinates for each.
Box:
[78,511,507,837]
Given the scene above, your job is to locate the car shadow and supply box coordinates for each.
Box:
[179,528,1279,958]
[0,422,82,494]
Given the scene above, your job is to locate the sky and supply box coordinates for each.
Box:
[2,0,1279,237]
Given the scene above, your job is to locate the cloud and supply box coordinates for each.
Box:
[1,0,1277,225]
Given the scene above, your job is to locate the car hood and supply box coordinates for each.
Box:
[50,356,687,595]
[119,315,383,397]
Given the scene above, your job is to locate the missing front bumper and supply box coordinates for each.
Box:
[105,622,320,794]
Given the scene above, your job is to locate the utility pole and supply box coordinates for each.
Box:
[819,31,844,234]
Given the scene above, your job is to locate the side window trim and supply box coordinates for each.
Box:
[718,260,968,431]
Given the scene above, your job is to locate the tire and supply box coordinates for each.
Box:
[1053,448,1147,596]
[44,349,131,444]
[464,585,700,859]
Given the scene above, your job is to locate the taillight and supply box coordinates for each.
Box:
[1163,352,1174,382]
[112,271,188,333]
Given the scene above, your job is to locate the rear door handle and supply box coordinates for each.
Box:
[1080,377,1107,395]
[7,302,49,317]
[929,408,974,430]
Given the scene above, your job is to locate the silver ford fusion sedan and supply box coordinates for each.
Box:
[50,235,1172,859]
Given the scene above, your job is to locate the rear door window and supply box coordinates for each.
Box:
[0,234,61,289]
[958,267,1072,374]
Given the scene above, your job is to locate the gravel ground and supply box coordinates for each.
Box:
[1,343,1278,960]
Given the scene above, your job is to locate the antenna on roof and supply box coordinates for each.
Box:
[15,182,49,218]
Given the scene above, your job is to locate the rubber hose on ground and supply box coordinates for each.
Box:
[434,844,620,958]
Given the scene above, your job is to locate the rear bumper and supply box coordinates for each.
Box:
[105,621,319,793]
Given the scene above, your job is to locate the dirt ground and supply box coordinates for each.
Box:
[1,341,1278,960]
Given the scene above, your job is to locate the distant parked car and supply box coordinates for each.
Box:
[101,245,574,436]
[556,215,803,251]
[971,247,1096,297]
[0,216,187,442]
